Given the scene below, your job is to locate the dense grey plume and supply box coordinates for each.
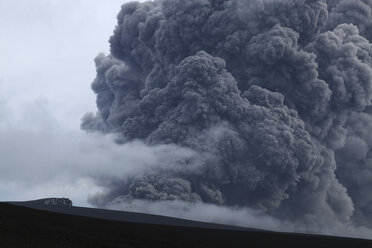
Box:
[83,0,372,229]
[82,54,142,133]
[305,24,372,149]
[326,0,372,42]
[324,0,372,227]
[335,112,372,226]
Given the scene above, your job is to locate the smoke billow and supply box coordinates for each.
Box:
[82,0,372,235]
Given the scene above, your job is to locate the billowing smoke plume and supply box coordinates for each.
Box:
[82,0,372,231]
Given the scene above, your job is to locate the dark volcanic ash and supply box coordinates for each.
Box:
[82,0,372,229]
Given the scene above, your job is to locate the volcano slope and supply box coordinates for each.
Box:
[1,202,372,248]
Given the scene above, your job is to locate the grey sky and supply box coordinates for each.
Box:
[0,0,128,129]
[0,0,135,206]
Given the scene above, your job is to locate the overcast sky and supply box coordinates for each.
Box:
[0,0,136,206]
[0,0,130,129]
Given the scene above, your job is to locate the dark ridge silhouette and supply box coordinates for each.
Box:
[8,198,253,230]
[1,201,372,248]
[9,198,73,207]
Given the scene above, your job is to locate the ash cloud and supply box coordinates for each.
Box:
[83,0,372,236]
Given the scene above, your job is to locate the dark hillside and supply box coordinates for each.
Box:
[9,199,253,230]
[1,202,372,248]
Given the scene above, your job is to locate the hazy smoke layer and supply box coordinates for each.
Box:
[83,0,372,231]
